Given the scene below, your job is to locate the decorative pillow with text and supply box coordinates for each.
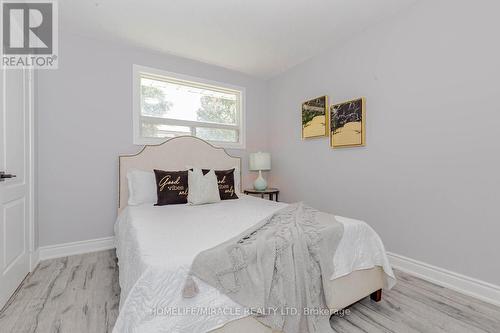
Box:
[154,169,188,205]
[202,168,239,200]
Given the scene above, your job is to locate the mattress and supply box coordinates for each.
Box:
[112,195,395,333]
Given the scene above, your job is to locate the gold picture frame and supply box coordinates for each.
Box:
[329,97,366,148]
[301,95,328,139]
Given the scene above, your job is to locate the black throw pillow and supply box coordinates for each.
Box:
[154,169,188,205]
[202,168,239,200]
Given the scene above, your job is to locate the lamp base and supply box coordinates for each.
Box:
[253,170,267,191]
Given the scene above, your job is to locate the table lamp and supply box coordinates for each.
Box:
[249,152,271,191]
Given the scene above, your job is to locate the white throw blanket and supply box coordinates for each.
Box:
[184,203,344,333]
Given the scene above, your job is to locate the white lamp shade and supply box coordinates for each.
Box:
[249,152,271,171]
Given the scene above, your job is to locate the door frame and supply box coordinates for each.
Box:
[26,68,37,272]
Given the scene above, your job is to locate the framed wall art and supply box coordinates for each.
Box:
[330,97,366,148]
[301,96,328,139]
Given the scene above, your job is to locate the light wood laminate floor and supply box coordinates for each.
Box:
[1,250,499,333]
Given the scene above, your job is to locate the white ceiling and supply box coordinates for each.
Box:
[60,0,417,79]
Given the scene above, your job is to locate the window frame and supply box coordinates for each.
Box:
[133,64,246,149]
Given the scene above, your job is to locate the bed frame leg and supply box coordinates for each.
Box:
[370,289,382,302]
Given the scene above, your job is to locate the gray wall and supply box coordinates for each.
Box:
[267,0,500,285]
[36,32,270,247]
[37,0,500,286]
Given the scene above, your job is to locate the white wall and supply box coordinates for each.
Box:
[267,0,500,285]
[36,31,269,247]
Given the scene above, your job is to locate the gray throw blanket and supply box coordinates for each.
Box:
[183,203,344,333]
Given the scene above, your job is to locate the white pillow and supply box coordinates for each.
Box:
[127,169,157,206]
[233,167,241,194]
[187,168,221,205]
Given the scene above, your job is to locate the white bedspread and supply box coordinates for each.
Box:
[112,195,395,333]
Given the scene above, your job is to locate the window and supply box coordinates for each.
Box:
[133,65,245,148]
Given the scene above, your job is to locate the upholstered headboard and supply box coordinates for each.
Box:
[118,136,242,213]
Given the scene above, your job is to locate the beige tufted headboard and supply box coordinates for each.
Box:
[118,136,242,213]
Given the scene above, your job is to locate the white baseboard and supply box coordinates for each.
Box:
[39,236,115,261]
[388,252,500,307]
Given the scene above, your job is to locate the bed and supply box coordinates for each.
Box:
[113,136,395,333]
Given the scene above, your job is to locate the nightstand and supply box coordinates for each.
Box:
[243,188,280,202]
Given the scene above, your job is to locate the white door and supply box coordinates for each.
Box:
[0,68,33,309]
